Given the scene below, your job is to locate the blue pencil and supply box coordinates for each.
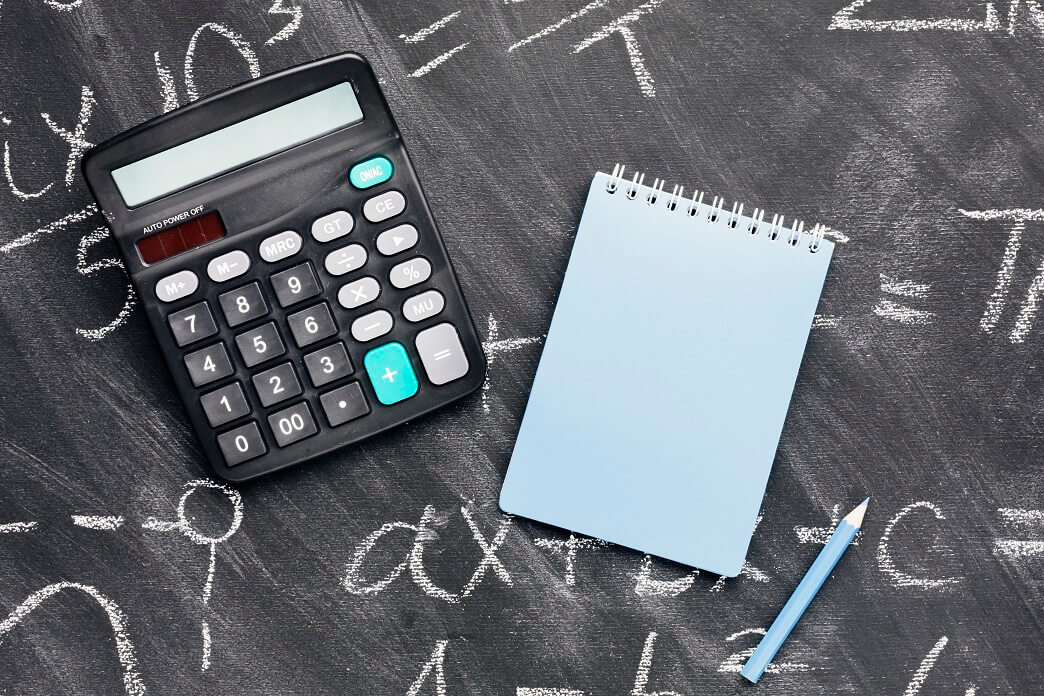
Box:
[740,497,869,684]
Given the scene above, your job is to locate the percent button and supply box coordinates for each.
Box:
[389,257,431,289]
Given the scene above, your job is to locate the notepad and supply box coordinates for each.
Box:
[500,167,835,577]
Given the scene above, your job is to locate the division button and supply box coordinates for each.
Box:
[217,421,267,467]
[324,243,368,276]
[362,190,406,223]
[389,257,432,289]
[311,210,355,243]
[363,342,419,405]
[351,309,393,342]
[319,382,370,426]
[415,322,469,385]
[338,276,381,309]
[156,269,198,303]
[258,230,303,263]
[349,156,394,189]
[376,224,418,256]
[267,401,318,448]
[206,250,251,282]
[200,382,250,427]
[402,289,445,323]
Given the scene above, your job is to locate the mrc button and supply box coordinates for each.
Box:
[259,230,302,263]
[349,156,393,189]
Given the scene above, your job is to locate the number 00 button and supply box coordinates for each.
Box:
[217,421,266,467]
[267,402,318,447]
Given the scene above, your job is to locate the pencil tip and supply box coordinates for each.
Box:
[844,498,870,527]
[861,496,871,507]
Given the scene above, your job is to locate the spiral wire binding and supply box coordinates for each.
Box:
[605,163,827,253]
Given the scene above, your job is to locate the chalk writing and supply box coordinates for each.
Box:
[534,533,607,585]
[633,555,698,597]
[717,628,815,675]
[877,501,962,589]
[829,0,1002,32]
[400,10,470,78]
[408,640,449,696]
[630,632,680,696]
[264,0,303,45]
[795,504,863,545]
[143,479,243,671]
[508,0,608,52]
[4,140,53,200]
[40,85,95,187]
[711,514,769,591]
[75,227,136,341]
[71,514,125,530]
[153,52,180,113]
[572,0,665,97]
[0,521,37,533]
[994,507,1044,559]
[873,273,934,325]
[184,23,261,102]
[482,314,543,413]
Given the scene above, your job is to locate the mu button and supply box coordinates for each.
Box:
[363,342,419,406]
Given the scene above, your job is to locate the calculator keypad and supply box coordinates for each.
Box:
[235,322,286,367]
[152,165,482,477]
[168,302,218,346]
[218,282,269,327]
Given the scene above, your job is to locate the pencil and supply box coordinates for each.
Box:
[740,497,869,684]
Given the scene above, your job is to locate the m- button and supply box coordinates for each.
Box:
[156,270,199,302]
[207,250,250,282]
[363,191,406,223]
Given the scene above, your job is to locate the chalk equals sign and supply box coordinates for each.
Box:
[994,508,1044,559]
[873,273,935,325]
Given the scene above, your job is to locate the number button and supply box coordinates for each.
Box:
[217,421,267,466]
[389,257,432,290]
[303,342,354,387]
[319,382,370,426]
[200,382,250,427]
[234,322,286,368]
[287,303,337,348]
[324,243,367,276]
[218,281,269,327]
[183,343,234,387]
[251,362,302,407]
[267,402,318,447]
[337,276,381,309]
[270,262,321,308]
[168,301,218,347]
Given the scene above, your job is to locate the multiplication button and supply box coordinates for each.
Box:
[267,402,318,447]
[338,277,380,309]
[217,421,267,467]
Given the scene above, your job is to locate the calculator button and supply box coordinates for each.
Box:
[251,362,302,407]
[349,156,394,190]
[218,282,269,327]
[168,301,218,347]
[376,224,418,256]
[267,402,318,447]
[303,342,354,387]
[324,243,368,276]
[207,250,251,283]
[402,290,445,323]
[338,276,381,310]
[415,322,470,385]
[200,382,250,427]
[217,421,267,466]
[320,382,370,426]
[184,343,234,387]
[235,322,286,367]
[287,303,337,348]
[311,211,355,243]
[351,309,394,342]
[259,230,302,263]
[364,342,419,405]
[156,270,198,303]
[363,190,406,223]
[389,257,432,289]
[270,262,321,307]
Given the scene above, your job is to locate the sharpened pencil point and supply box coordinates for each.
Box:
[843,498,870,528]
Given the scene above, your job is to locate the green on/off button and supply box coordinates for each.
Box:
[349,156,393,189]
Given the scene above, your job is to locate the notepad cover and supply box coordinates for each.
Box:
[500,171,835,577]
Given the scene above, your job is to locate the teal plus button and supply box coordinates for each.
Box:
[349,156,393,189]
[364,342,419,405]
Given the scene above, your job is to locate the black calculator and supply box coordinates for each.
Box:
[82,53,486,481]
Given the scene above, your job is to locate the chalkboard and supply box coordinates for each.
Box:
[0,1,1041,694]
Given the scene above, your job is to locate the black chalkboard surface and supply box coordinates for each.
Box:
[0,1,1041,694]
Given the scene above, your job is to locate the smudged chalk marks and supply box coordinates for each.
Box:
[573,0,665,97]
[143,479,243,671]
[993,507,1044,559]
[877,501,962,590]
[0,582,147,695]
[71,515,125,530]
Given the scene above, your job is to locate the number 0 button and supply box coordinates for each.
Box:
[217,421,266,467]
[267,402,318,447]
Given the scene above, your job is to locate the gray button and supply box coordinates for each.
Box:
[363,190,406,223]
[259,230,302,262]
[207,250,250,283]
[251,362,302,407]
[286,303,338,348]
[303,342,353,387]
[270,262,321,307]
[217,421,266,466]
[402,290,445,323]
[156,270,198,302]
[311,210,354,242]
[376,224,418,256]
[183,343,233,387]
[324,243,367,276]
[168,301,218,347]
[389,257,432,289]
[351,309,394,342]
[415,323,469,385]
[267,402,318,448]
[338,276,381,309]
[320,382,370,426]
[234,322,286,367]
[200,382,250,427]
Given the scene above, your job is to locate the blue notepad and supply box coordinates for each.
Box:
[500,168,835,577]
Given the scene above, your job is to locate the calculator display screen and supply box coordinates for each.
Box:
[111,83,364,207]
[136,211,226,264]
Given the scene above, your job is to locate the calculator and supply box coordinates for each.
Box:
[82,53,486,481]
